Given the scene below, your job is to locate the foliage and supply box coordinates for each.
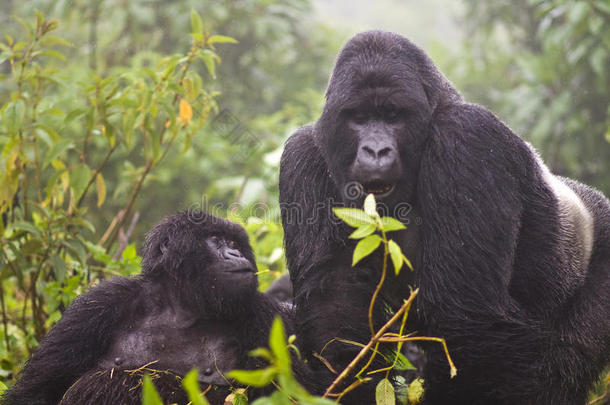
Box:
[0,10,229,383]
[453,0,610,194]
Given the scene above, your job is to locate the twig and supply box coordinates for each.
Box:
[313,352,338,375]
[378,335,457,378]
[368,229,388,336]
[0,281,10,351]
[323,289,419,398]
[112,211,140,260]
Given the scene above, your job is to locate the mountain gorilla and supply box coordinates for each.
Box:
[279,31,610,404]
[3,211,294,405]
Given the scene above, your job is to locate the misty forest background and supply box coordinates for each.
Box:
[0,0,609,397]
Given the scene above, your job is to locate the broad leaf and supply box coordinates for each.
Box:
[182,369,210,405]
[227,367,277,387]
[349,224,376,239]
[352,234,382,266]
[269,317,291,371]
[333,208,375,228]
[190,9,204,36]
[141,376,163,405]
[388,239,403,275]
[364,193,377,217]
[380,217,406,232]
[375,378,395,405]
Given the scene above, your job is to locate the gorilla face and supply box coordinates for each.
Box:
[316,34,434,209]
[142,211,259,317]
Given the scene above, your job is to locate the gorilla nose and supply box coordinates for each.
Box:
[224,247,244,260]
[356,141,397,173]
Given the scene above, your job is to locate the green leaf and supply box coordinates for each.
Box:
[269,317,291,371]
[364,193,377,217]
[391,350,416,371]
[199,49,217,79]
[69,164,91,201]
[3,99,26,135]
[182,369,210,405]
[31,49,65,61]
[10,221,42,237]
[403,254,414,271]
[227,367,277,387]
[375,378,395,405]
[96,173,106,207]
[407,378,424,404]
[39,34,72,47]
[333,208,375,228]
[208,35,238,44]
[141,375,163,405]
[349,224,376,239]
[352,234,382,266]
[43,139,74,168]
[388,240,403,275]
[190,9,204,36]
[380,217,406,232]
[121,244,137,261]
[50,253,66,283]
[249,347,273,362]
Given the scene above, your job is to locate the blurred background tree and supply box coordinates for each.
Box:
[0,0,608,399]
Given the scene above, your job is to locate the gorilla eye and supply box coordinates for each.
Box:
[384,108,401,123]
[209,236,221,246]
[350,111,369,125]
[228,240,238,249]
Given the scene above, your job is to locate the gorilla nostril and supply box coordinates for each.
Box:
[362,145,376,158]
[378,147,393,158]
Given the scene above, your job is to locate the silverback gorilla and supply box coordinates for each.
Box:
[3,211,294,404]
[279,31,610,404]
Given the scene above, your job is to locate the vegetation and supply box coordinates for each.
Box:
[0,0,608,403]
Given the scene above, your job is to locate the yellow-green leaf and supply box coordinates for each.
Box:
[190,9,204,36]
[388,239,403,275]
[380,216,406,232]
[182,369,210,405]
[375,378,395,405]
[403,253,414,271]
[349,224,376,239]
[208,35,238,44]
[352,234,382,266]
[333,208,375,228]
[269,317,291,371]
[227,367,277,387]
[364,193,377,217]
[407,378,424,404]
[141,375,163,405]
[95,173,106,207]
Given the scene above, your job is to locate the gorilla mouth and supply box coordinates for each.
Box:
[362,181,395,198]
[228,266,255,274]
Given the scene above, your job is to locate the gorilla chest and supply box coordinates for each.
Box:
[100,313,241,385]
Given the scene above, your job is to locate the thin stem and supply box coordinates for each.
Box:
[378,335,457,378]
[0,280,10,351]
[367,230,388,336]
[103,161,152,251]
[323,289,418,398]
[76,143,117,208]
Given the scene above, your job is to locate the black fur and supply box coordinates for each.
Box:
[3,211,294,405]
[280,31,610,404]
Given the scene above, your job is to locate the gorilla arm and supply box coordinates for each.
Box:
[3,277,142,405]
[416,102,603,403]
